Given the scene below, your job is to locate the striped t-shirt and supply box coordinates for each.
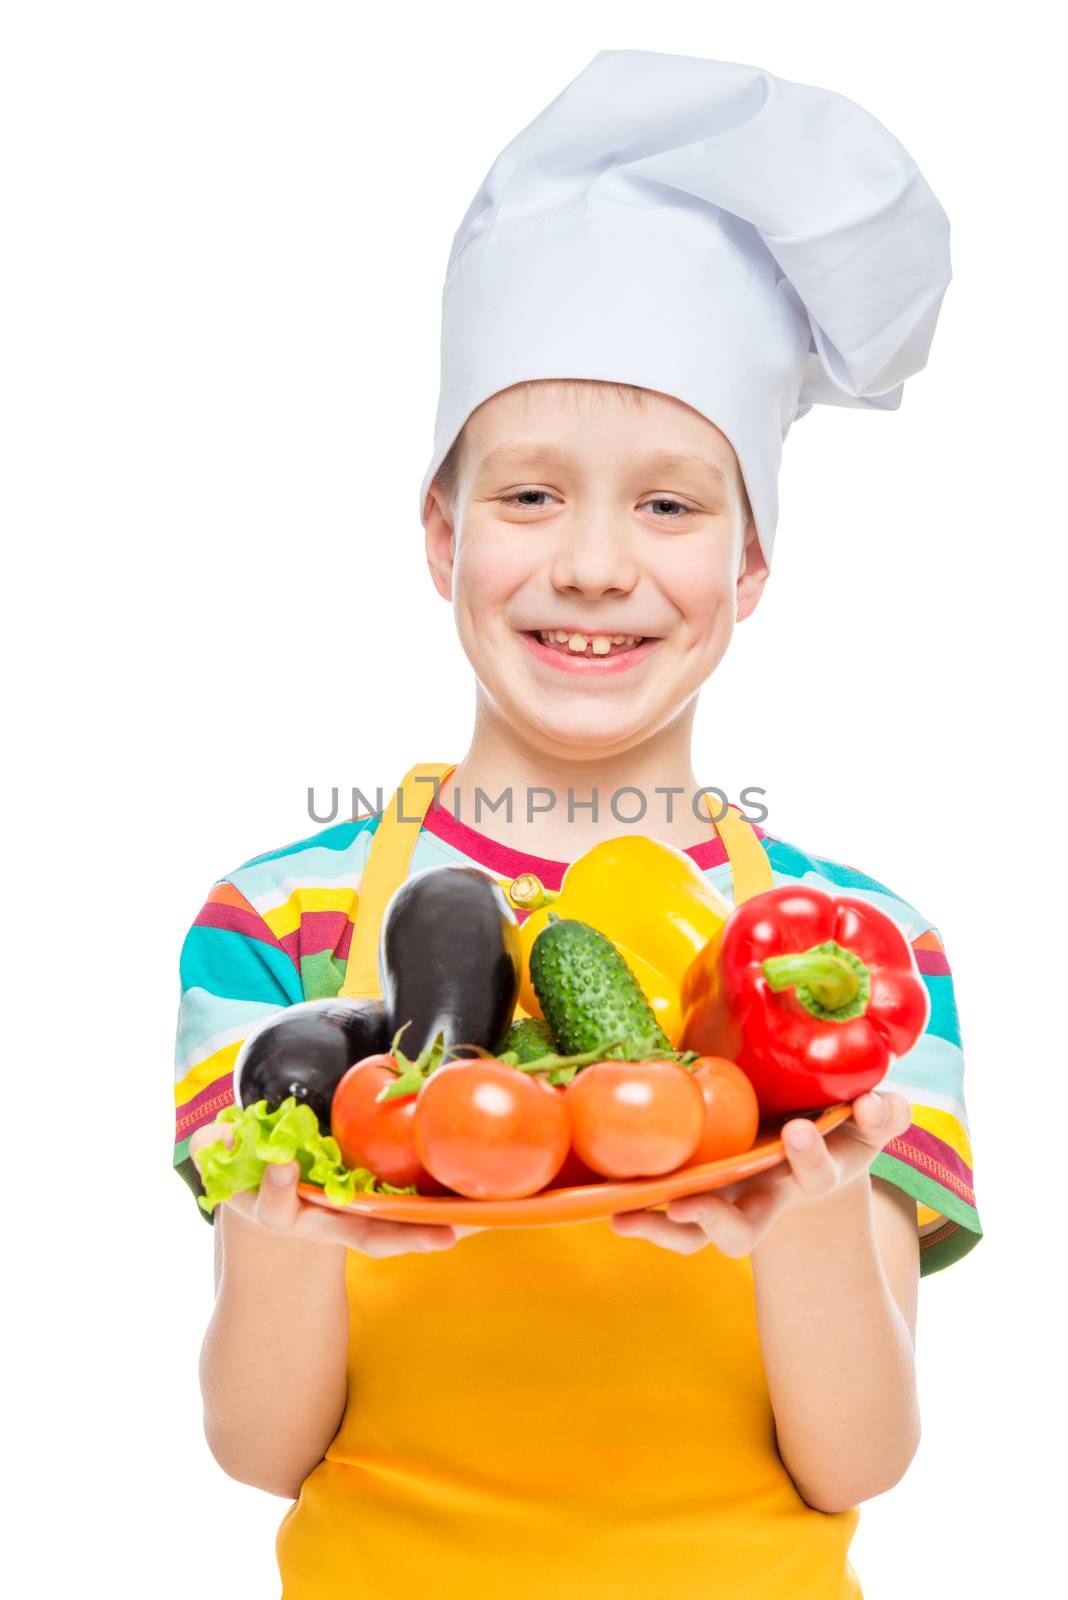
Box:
[174,800,980,1274]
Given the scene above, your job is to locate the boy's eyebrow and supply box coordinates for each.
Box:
[475,441,579,474]
[638,449,729,488]
[476,441,728,487]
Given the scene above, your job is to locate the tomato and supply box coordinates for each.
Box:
[547,1147,602,1188]
[541,1083,602,1188]
[330,1054,447,1192]
[564,1060,706,1179]
[413,1058,570,1199]
[687,1056,760,1163]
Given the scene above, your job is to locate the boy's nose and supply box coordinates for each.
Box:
[549,520,640,599]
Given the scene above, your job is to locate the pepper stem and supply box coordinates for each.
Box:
[507,872,559,911]
[761,940,872,1022]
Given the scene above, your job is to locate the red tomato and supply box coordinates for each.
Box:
[564,1060,706,1179]
[687,1056,760,1163]
[548,1146,602,1188]
[545,1150,601,1188]
[413,1058,570,1199]
[330,1054,446,1192]
[542,1083,602,1188]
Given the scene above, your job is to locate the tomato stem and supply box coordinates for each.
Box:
[374,1031,447,1101]
[511,1039,626,1076]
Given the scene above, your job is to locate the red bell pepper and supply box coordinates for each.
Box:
[679,885,930,1115]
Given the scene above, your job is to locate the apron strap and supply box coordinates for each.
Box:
[339,762,455,999]
[709,798,775,904]
[339,766,773,999]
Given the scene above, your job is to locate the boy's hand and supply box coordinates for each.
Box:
[188,1119,460,1257]
[609,1089,912,1257]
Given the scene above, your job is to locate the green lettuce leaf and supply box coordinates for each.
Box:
[196,1097,417,1214]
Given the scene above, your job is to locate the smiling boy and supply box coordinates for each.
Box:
[423,380,767,859]
[176,50,980,1600]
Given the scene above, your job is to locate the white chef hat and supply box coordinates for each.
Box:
[417,49,951,566]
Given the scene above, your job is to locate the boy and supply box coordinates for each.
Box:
[178,51,979,1599]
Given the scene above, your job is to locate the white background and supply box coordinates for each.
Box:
[3,3,1063,1595]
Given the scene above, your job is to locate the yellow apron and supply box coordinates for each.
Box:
[276,766,861,1599]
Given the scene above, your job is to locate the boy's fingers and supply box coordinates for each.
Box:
[781,1119,840,1196]
[846,1090,913,1151]
[359,1218,458,1256]
[297,1208,457,1256]
[612,1208,711,1255]
[667,1184,783,1253]
[684,1194,755,1256]
[188,1120,234,1175]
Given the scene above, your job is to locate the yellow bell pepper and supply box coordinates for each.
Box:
[503,836,732,1046]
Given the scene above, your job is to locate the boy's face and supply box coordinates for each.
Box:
[424,380,768,760]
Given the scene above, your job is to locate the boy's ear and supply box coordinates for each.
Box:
[736,520,769,620]
[423,485,456,602]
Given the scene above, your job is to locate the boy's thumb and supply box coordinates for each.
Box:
[255,1160,301,1230]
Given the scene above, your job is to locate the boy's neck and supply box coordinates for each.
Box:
[442,706,721,859]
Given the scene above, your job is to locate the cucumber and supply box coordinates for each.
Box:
[495,1016,558,1062]
[529,917,670,1060]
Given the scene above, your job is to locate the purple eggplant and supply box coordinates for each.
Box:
[379,865,521,1057]
[234,996,389,1132]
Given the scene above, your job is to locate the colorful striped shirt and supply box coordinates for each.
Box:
[174,801,980,1274]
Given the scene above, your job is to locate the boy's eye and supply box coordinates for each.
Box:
[497,491,696,518]
[641,497,693,518]
[499,489,555,508]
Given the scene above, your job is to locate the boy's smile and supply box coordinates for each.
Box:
[519,629,658,674]
[423,379,768,761]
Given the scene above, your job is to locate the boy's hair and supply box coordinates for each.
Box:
[433,378,752,532]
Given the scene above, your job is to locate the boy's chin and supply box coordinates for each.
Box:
[520,706,656,757]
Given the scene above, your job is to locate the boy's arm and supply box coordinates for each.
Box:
[612,1090,921,1512]
[749,1171,920,1514]
[201,1194,351,1500]
[178,871,457,1498]
[193,1133,456,1500]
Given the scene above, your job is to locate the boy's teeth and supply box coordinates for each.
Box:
[536,630,642,654]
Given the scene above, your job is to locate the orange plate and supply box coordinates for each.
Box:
[296,1103,852,1227]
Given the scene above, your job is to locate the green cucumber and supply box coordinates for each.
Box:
[529,917,670,1060]
[495,1016,558,1062]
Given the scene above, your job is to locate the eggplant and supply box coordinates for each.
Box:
[379,865,521,1057]
[234,997,389,1132]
